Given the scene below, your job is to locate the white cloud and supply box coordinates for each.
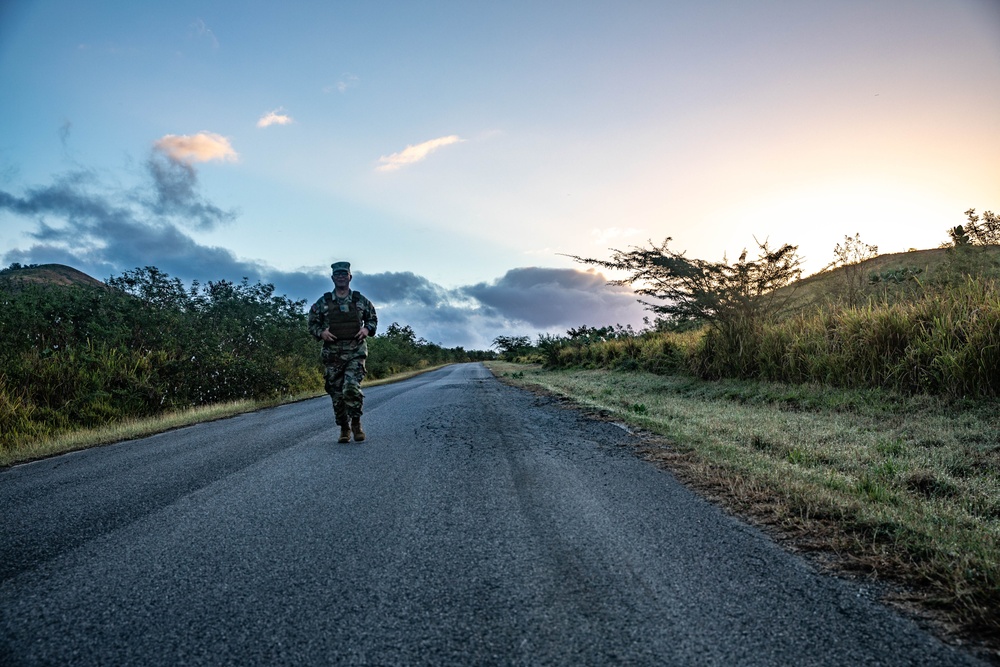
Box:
[188,19,219,49]
[322,74,358,94]
[377,135,464,172]
[590,226,642,245]
[257,108,294,128]
[335,73,359,93]
[153,133,238,164]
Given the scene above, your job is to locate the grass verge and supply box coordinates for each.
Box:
[486,361,1000,659]
[1,364,450,468]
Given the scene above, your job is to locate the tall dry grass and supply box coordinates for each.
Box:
[548,277,1000,399]
[750,277,1000,397]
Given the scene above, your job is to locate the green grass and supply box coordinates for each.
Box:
[547,274,1000,399]
[0,364,450,468]
[1,398,284,467]
[487,360,1000,649]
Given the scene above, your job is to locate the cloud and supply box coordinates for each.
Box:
[340,267,646,350]
[145,152,238,230]
[359,271,454,307]
[146,133,239,229]
[188,19,219,49]
[325,73,359,94]
[1,154,647,350]
[257,108,294,128]
[590,226,641,245]
[0,166,246,278]
[344,271,489,347]
[377,135,464,172]
[58,121,72,148]
[153,132,238,164]
[462,267,645,329]
[341,266,646,349]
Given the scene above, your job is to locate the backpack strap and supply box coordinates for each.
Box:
[324,291,334,318]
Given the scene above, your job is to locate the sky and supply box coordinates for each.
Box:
[1,1,999,350]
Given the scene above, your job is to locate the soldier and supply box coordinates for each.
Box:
[308,261,378,443]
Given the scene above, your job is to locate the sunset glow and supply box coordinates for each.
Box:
[1,1,998,348]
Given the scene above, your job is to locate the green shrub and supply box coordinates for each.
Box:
[719,277,1000,397]
[0,268,480,455]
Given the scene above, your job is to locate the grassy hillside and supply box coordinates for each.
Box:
[0,263,107,290]
[783,245,1000,310]
[543,245,1000,398]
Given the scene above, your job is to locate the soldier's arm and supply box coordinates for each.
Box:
[361,296,378,337]
[307,298,328,339]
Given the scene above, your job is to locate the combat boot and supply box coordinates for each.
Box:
[351,416,365,442]
[338,424,351,443]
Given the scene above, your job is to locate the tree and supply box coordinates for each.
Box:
[0,262,38,275]
[566,237,803,328]
[937,209,1000,282]
[383,322,420,347]
[825,233,878,307]
[961,208,1000,246]
[107,266,191,311]
[566,325,616,344]
[947,225,972,247]
[491,335,533,359]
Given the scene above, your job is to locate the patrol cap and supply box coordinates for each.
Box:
[331,261,351,275]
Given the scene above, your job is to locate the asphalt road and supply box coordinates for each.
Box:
[0,363,985,666]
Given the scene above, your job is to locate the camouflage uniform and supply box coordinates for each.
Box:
[308,283,378,429]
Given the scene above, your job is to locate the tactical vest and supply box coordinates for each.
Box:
[325,291,363,341]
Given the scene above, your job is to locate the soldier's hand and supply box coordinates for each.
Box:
[321,328,337,343]
[354,327,369,343]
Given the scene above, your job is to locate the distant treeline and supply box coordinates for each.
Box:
[0,266,488,452]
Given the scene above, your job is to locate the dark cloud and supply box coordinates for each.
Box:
[2,160,648,350]
[341,267,647,349]
[145,153,238,230]
[3,170,123,221]
[2,158,236,234]
[463,267,644,329]
[59,121,72,149]
[356,271,450,307]
[0,164,271,297]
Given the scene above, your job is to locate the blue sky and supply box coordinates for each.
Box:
[2,1,999,349]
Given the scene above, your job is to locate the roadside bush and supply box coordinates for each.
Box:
[1,267,484,455]
[367,322,474,379]
[691,317,763,380]
[693,277,1000,397]
[542,273,999,399]
[542,328,701,376]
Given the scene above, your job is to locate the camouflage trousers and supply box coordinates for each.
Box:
[322,346,367,426]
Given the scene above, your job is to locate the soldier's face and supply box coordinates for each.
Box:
[332,271,351,286]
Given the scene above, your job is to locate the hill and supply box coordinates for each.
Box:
[782,245,1000,310]
[0,264,106,290]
